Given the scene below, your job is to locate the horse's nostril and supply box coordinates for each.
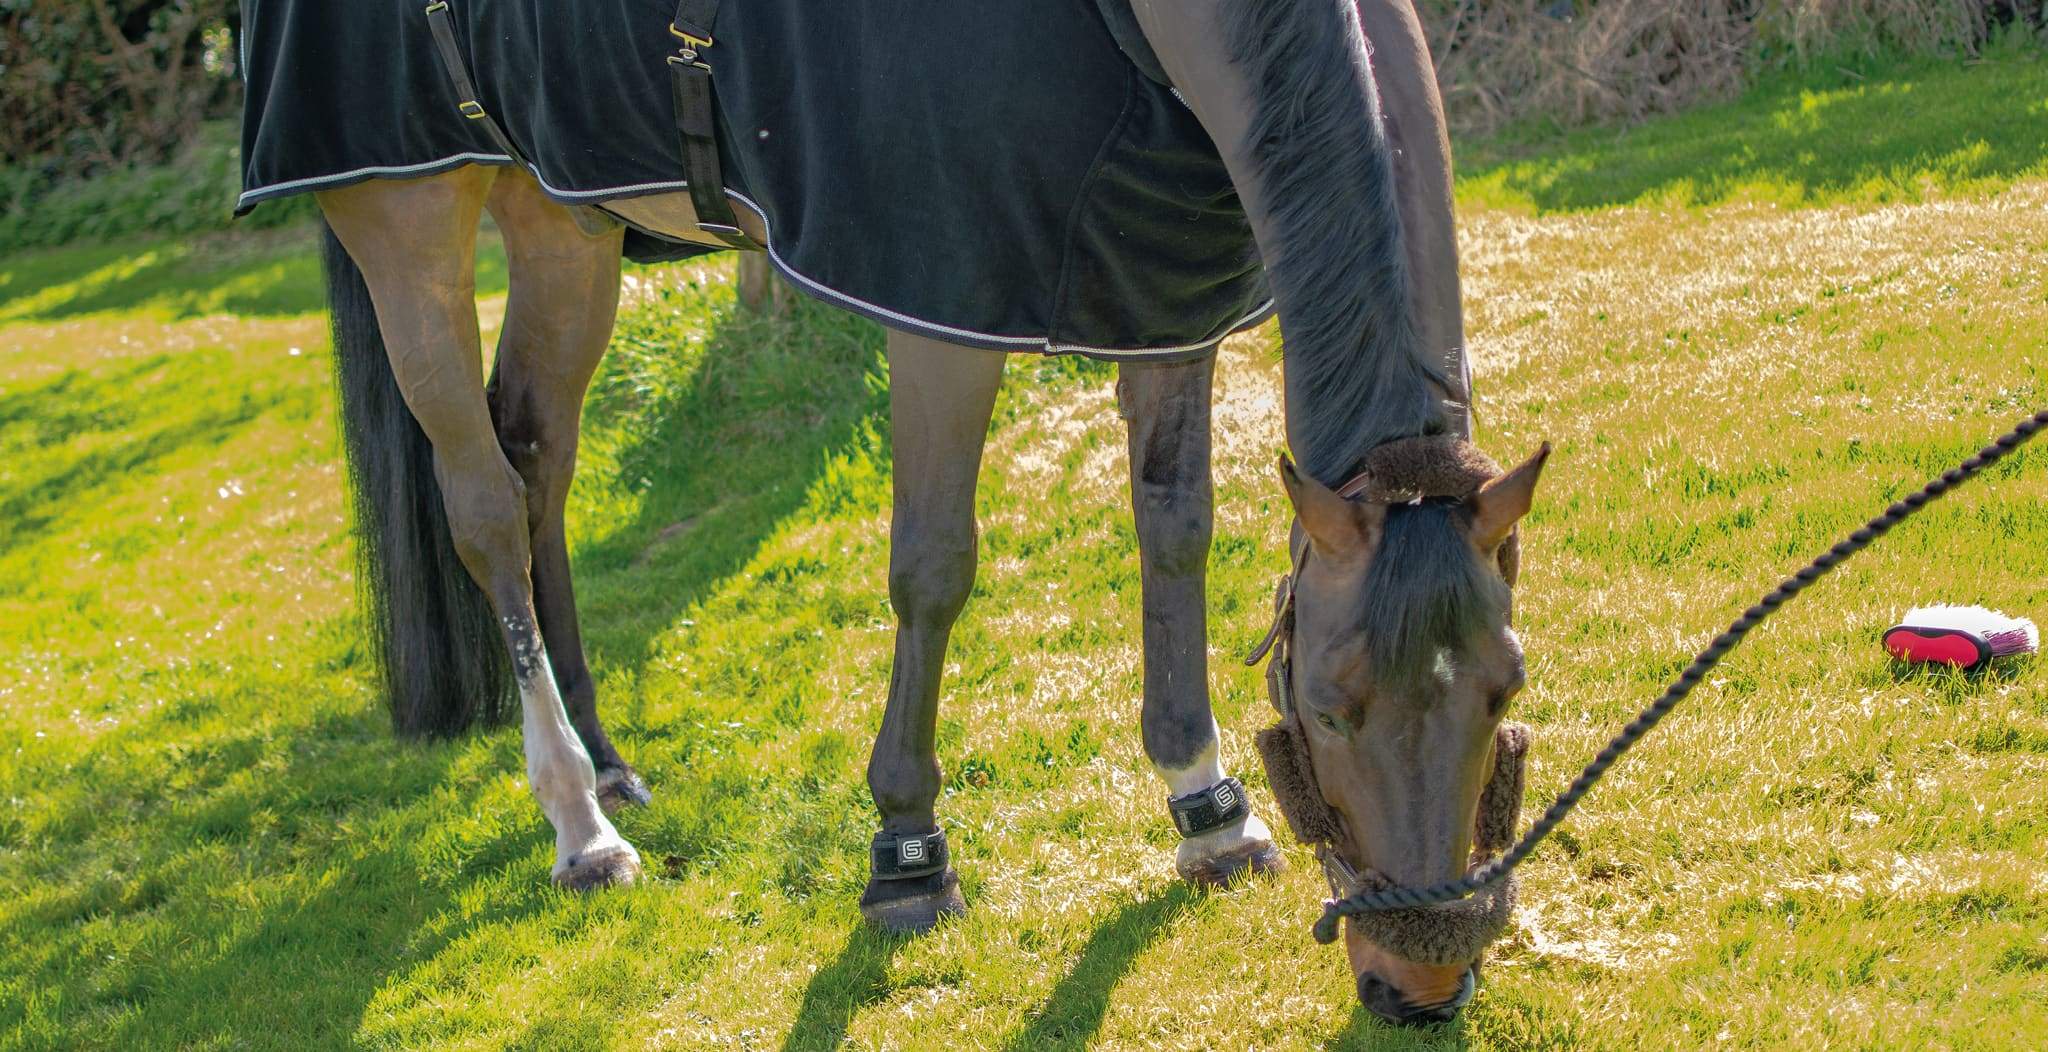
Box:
[1356,973,1410,1023]
[1356,966,1476,1026]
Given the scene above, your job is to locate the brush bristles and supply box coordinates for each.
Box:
[1898,604,2039,657]
[1983,626,2039,657]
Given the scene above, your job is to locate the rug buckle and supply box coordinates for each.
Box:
[670,24,714,50]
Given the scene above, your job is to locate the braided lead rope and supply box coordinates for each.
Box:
[1311,407,2048,945]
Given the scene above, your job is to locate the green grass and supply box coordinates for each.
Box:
[4,54,2048,1050]
[0,225,509,326]
[1,123,316,255]
[1459,41,2048,212]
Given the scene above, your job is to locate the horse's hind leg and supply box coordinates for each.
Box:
[861,331,1006,932]
[1118,353,1282,887]
[319,170,640,889]
[482,170,651,813]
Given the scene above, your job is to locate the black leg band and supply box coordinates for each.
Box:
[1167,777,1250,839]
[870,827,949,880]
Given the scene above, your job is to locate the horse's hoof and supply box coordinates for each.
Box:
[1176,814,1285,890]
[595,765,653,814]
[1179,839,1285,889]
[859,868,966,934]
[554,842,643,891]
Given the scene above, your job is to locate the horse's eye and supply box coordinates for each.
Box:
[1315,712,1339,731]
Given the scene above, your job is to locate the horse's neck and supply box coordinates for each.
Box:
[1219,0,1452,486]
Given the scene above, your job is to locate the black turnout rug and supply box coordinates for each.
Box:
[240,0,1271,358]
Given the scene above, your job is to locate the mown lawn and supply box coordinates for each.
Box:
[3,51,2047,1051]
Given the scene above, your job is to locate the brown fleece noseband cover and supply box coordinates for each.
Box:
[1257,717,1531,966]
[1256,718,1531,862]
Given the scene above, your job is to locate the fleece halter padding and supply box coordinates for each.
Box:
[1254,718,1339,847]
[1341,855,1519,966]
[1256,719,1532,865]
[1355,435,1521,585]
[1257,718,1531,966]
[1475,721,1530,856]
[1348,435,1500,504]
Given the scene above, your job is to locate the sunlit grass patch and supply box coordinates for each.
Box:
[1458,45,2048,213]
[0,226,510,326]
[4,55,2048,1051]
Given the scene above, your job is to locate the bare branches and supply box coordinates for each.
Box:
[2,0,238,168]
[1418,0,2000,135]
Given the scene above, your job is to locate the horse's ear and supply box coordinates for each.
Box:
[1279,455,1383,558]
[1467,443,1550,553]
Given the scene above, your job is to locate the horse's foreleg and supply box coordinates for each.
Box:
[1119,353,1283,887]
[861,331,1005,932]
[320,170,639,889]
[482,171,651,814]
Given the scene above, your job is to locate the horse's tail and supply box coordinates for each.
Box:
[1224,0,1452,485]
[322,223,513,737]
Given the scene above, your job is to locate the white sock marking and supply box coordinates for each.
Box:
[1157,721,1228,798]
[507,618,632,876]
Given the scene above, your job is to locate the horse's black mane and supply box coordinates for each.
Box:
[1224,0,1454,488]
[1227,0,1500,674]
[1361,502,1508,689]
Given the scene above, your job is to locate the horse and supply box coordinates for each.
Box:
[241,0,1547,1023]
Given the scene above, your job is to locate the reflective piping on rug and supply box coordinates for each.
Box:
[235,152,518,209]
[240,164,1276,360]
[722,189,1276,359]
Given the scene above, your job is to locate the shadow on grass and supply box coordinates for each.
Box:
[0,224,511,324]
[1,266,886,1046]
[568,288,889,689]
[1322,1003,1471,1051]
[1,701,530,1049]
[0,352,298,558]
[781,925,914,1052]
[1001,884,1195,1052]
[1458,50,2048,213]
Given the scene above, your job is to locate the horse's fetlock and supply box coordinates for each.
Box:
[529,755,598,809]
[867,756,942,818]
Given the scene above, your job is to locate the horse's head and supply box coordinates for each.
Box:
[1257,439,1548,1024]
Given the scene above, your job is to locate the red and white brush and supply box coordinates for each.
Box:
[1883,606,2039,670]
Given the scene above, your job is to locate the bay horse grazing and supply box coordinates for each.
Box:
[241,0,1547,1022]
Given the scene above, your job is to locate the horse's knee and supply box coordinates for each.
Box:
[1132,481,1212,581]
[888,518,977,630]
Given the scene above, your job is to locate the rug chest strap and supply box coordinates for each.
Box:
[668,0,760,250]
[422,2,529,170]
[671,0,719,47]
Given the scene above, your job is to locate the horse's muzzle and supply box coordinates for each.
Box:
[1357,962,1477,1026]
